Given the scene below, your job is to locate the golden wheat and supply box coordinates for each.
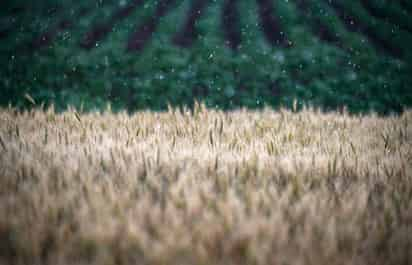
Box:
[0,104,411,265]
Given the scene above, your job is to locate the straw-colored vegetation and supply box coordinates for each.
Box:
[1,104,411,265]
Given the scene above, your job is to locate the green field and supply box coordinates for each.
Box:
[1,0,411,113]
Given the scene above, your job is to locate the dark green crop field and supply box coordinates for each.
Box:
[1,0,411,113]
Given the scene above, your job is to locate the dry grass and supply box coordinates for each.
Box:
[0,104,411,265]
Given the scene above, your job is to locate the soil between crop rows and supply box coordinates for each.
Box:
[173,0,209,47]
[127,0,177,51]
[221,0,242,50]
[293,0,340,45]
[256,0,289,47]
[34,7,92,49]
[326,0,404,58]
[81,0,144,49]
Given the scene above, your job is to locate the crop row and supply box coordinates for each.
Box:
[0,0,411,114]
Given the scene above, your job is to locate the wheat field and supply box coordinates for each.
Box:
[0,104,411,265]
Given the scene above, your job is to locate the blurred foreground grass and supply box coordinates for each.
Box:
[0,104,411,265]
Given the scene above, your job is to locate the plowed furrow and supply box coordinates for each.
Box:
[173,0,209,47]
[293,0,340,45]
[256,0,288,47]
[33,7,91,49]
[80,0,144,49]
[222,0,241,50]
[326,0,403,58]
[360,0,412,34]
[127,0,177,52]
